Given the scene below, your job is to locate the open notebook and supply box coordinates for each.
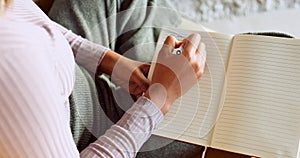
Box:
[149,28,300,158]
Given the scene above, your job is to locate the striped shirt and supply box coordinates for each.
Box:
[0,0,163,157]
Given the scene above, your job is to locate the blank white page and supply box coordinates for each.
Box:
[152,29,233,146]
[211,35,300,158]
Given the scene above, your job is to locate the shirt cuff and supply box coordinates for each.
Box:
[137,96,164,120]
[121,96,164,130]
[75,39,109,75]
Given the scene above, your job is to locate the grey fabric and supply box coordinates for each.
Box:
[68,64,127,152]
[49,0,203,157]
[49,0,181,62]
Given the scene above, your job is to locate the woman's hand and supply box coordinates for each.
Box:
[144,34,206,115]
[98,50,150,99]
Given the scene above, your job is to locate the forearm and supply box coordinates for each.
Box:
[98,50,134,75]
[81,96,163,158]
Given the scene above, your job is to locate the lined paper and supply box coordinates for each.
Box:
[152,29,233,145]
[211,35,300,158]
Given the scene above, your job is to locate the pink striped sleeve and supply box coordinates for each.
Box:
[81,97,164,158]
[54,22,109,74]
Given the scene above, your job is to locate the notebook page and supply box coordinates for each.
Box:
[152,29,233,146]
[211,35,300,158]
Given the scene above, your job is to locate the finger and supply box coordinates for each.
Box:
[129,83,141,96]
[161,35,177,55]
[197,51,206,79]
[140,64,151,77]
[196,42,207,63]
[164,35,177,46]
[129,82,137,94]
[196,41,201,54]
[175,41,183,48]
[198,59,206,79]
[200,42,207,60]
[131,69,150,91]
[130,84,144,99]
[182,33,201,58]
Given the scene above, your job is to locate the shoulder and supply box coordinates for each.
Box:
[0,17,51,47]
[0,17,55,77]
[0,17,52,58]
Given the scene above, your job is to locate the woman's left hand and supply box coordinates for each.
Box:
[98,50,150,99]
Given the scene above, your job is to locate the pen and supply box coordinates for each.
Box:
[172,46,183,55]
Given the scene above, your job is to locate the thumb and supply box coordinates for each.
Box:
[160,36,177,56]
[140,64,151,78]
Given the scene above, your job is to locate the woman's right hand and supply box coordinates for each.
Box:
[144,34,206,115]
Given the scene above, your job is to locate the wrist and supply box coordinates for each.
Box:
[97,50,122,75]
[144,83,173,115]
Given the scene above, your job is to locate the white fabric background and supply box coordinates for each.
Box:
[170,0,299,22]
[172,0,300,38]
